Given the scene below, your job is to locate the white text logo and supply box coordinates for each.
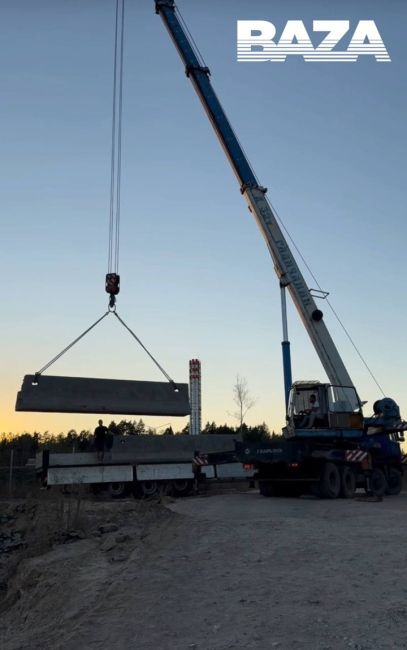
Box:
[237,20,391,62]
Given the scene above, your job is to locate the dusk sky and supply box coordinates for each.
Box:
[1,0,405,436]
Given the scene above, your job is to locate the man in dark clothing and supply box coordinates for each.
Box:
[94,419,108,461]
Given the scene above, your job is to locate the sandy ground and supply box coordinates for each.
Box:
[1,490,407,650]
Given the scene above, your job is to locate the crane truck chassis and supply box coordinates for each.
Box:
[236,380,406,499]
[237,437,405,499]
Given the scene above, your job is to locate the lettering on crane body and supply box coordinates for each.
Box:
[275,240,312,307]
[237,20,391,63]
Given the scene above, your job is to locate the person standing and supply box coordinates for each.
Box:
[94,419,108,461]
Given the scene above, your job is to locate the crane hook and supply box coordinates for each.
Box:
[106,273,120,310]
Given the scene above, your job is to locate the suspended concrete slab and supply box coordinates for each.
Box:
[15,375,190,416]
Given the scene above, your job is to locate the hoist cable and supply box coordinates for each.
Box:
[108,0,125,276]
[108,0,120,274]
[267,196,386,396]
[34,1,177,390]
[114,0,125,275]
[36,311,110,376]
[323,297,385,396]
[113,311,178,389]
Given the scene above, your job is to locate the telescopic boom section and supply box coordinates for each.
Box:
[155,1,358,403]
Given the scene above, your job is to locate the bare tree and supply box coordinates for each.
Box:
[231,375,255,432]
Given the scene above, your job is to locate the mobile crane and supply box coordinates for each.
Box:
[155,1,406,497]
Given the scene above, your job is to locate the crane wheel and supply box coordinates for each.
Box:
[369,469,387,497]
[386,468,403,496]
[320,462,341,499]
[340,466,356,498]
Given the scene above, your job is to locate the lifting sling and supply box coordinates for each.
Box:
[15,307,190,417]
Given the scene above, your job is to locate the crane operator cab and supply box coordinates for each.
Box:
[285,381,364,439]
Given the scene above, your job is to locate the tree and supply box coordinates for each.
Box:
[202,421,218,435]
[115,420,136,436]
[134,419,146,434]
[110,419,146,436]
[216,423,235,436]
[243,422,270,443]
[77,430,91,451]
[231,375,255,433]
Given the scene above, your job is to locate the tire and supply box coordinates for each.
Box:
[320,462,341,499]
[171,479,193,498]
[386,468,403,496]
[108,482,128,498]
[340,466,356,498]
[370,468,387,497]
[140,480,159,498]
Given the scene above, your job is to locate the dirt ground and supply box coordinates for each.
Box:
[1,489,407,650]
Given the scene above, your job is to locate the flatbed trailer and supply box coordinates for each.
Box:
[36,435,254,498]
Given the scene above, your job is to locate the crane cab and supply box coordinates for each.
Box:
[285,381,364,439]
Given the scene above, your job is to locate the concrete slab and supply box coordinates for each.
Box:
[36,434,242,467]
[15,374,190,416]
[47,465,133,486]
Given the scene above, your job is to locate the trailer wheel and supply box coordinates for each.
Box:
[171,479,193,497]
[340,466,356,498]
[370,468,387,497]
[386,468,402,496]
[140,480,159,497]
[108,482,128,498]
[320,463,340,499]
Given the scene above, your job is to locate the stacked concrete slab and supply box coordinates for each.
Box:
[37,434,241,468]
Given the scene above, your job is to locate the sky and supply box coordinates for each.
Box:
[1,0,406,436]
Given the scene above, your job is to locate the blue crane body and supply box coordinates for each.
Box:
[155,1,406,497]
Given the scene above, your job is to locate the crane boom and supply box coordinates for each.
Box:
[155,1,358,402]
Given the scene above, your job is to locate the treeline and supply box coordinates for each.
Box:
[0,420,281,466]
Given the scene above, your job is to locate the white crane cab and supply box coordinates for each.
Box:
[285,381,364,439]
